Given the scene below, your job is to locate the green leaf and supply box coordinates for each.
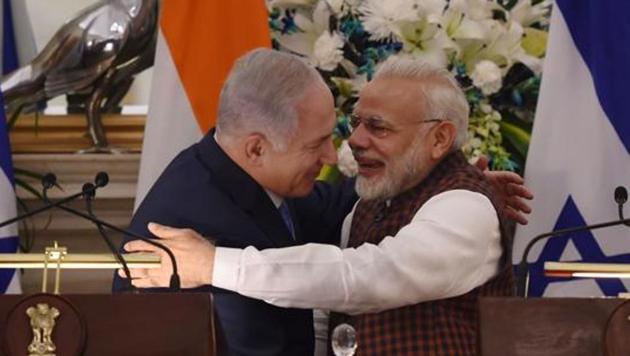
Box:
[317,164,341,184]
[500,121,531,158]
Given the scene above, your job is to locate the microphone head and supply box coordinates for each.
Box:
[41,173,57,189]
[94,172,109,187]
[82,183,96,199]
[615,186,628,205]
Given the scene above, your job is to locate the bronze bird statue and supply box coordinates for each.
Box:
[1,0,158,152]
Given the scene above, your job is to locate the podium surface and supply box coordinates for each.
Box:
[479,297,627,356]
[0,293,215,356]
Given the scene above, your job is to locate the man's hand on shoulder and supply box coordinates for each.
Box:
[475,156,534,225]
[119,222,215,289]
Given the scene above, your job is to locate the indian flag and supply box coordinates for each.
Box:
[136,1,271,207]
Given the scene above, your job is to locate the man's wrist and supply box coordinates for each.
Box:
[210,247,242,291]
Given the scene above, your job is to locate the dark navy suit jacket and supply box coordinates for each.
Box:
[113,133,357,355]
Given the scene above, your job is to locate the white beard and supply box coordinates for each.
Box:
[354,140,431,201]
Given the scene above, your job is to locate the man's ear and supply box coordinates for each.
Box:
[430,121,457,160]
[244,134,267,165]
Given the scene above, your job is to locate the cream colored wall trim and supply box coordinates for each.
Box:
[13,153,139,231]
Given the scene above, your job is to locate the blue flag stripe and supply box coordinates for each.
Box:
[2,0,18,74]
[556,0,630,154]
[0,94,14,185]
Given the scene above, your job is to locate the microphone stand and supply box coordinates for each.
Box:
[82,183,134,290]
[0,172,181,291]
[0,185,101,229]
[42,179,181,292]
[516,217,630,297]
[42,179,135,290]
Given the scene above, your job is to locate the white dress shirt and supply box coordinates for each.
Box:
[212,189,502,314]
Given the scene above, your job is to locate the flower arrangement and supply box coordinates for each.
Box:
[268,0,551,175]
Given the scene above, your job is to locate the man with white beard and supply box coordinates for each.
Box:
[125,56,519,355]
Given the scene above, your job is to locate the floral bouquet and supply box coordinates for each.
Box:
[268,0,551,177]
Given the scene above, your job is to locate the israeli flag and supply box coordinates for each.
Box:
[1,0,36,72]
[0,93,19,293]
[0,0,30,294]
[514,1,630,297]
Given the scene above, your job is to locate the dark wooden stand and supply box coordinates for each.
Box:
[479,297,630,356]
[0,293,216,356]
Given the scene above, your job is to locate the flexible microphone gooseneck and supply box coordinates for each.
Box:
[40,173,181,291]
[0,172,181,291]
[42,173,134,288]
[0,174,98,229]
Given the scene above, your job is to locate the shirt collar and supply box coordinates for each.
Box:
[265,189,284,209]
[214,131,284,209]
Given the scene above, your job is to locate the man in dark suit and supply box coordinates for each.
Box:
[113,49,357,355]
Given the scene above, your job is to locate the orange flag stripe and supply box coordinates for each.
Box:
[161,1,271,133]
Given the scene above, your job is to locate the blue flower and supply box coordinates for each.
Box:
[340,16,365,38]
[511,89,523,107]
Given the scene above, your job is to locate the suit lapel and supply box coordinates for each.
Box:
[196,133,296,247]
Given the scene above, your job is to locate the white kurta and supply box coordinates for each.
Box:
[212,189,502,314]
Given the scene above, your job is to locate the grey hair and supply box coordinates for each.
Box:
[216,48,323,151]
[374,56,469,149]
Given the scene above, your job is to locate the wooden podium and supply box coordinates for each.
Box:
[479,297,630,356]
[0,293,216,356]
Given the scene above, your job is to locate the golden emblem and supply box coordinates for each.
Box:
[26,303,60,356]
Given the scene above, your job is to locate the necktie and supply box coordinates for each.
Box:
[278,201,295,240]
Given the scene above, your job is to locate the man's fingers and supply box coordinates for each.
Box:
[507,182,534,200]
[123,240,159,253]
[474,155,489,171]
[148,222,196,240]
[493,171,525,185]
[504,206,529,225]
[506,195,532,214]
[130,277,163,288]
[118,267,149,279]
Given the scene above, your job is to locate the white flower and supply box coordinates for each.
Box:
[510,0,552,27]
[359,0,422,40]
[344,0,361,9]
[337,140,358,177]
[326,0,345,14]
[273,1,346,71]
[471,60,502,95]
[484,21,543,75]
[480,103,493,114]
[313,31,345,71]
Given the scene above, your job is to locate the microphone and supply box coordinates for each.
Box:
[42,173,57,191]
[0,174,102,228]
[516,216,630,297]
[614,186,629,226]
[39,174,181,291]
[94,171,109,188]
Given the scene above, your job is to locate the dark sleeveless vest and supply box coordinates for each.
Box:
[330,151,514,356]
